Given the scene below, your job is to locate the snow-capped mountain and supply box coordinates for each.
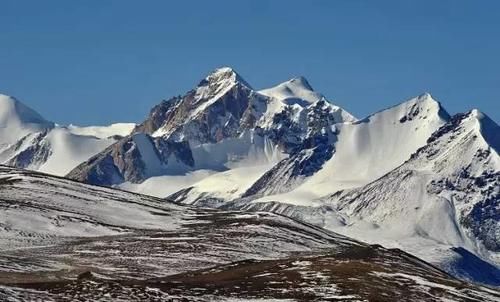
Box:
[170,93,451,207]
[0,94,135,175]
[238,93,451,202]
[62,67,500,286]
[67,67,354,187]
[0,165,498,301]
[217,108,500,285]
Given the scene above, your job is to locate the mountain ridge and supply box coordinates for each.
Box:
[0,94,135,175]
[67,67,355,186]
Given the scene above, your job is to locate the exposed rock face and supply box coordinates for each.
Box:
[133,96,183,135]
[67,134,194,186]
[4,131,52,170]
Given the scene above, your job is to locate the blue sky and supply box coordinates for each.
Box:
[0,1,499,125]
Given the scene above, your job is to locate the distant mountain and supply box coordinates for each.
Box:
[0,94,135,175]
[0,165,498,301]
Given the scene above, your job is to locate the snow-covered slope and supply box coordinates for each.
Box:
[62,67,499,286]
[218,109,500,286]
[164,88,500,286]
[0,94,53,146]
[324,109,500,285]
[0,165,498,301]
[240,93,451,204]
[0,94,133,175]
[331,110,499,248]
[2,66,500,294]
[170,92,450,205]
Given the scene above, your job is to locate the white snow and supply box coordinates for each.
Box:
[185,67,246,120]
[178,163,277,204]
[259,77,323,105]
[122,131,285,198]
[257,77,356,129]
[243,104,500,283]
[0,94,53,146]
[0,93,132,176]
[38,128,114,175]
[67,123,135,139]
[0,168,189,251]
[118,169,216,198]
[254,93,448,205]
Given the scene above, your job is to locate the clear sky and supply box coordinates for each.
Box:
[0,1,499,125]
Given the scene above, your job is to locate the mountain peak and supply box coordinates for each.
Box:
[287,76,314,91]
[399,92,450,122]
[355,92,450,127]
[0,94,53,129]
[412,92,443,109]
[202,66,252,90]
[258,76,322,105]
[470,108,484,119]
[212,66,236,74]
[417,92,433,100]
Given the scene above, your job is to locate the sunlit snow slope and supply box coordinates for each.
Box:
[219,106,500,286]
[0,94,134,175]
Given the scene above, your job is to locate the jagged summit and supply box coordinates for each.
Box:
[68,68,358,186]
[469,109,500,152]
[201,66,253,90]
[417,91,433,99]
[425,108,500,153]
[258,76,356,123]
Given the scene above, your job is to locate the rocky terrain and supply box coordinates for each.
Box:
[0,166,499,301]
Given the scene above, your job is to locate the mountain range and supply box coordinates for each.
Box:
[0,67,498,297]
